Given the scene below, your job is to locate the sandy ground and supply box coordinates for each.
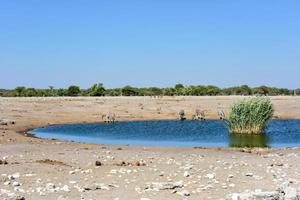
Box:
[1,96,300,200]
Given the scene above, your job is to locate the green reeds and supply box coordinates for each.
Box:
[226,97,274,134]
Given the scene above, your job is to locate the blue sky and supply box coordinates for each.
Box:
[1,1,299,89]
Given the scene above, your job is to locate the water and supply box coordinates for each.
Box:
[31,120,300,148]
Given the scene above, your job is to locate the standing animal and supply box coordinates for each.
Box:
[192,109,205,120]
[178,110,186,121]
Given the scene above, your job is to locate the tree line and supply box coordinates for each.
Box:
[0,84,299,97]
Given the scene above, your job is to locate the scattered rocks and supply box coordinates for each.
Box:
[0,159,8,165]
[36,159,69,167]
[145,181,184,190]
[15,196,25,200]
[228,181,300,200]
[280,180,300,200]
[115,160,146,167]
[270,163,284,167]
[82,183,117,191]
[228,191,280,200]
[0,119,15,126]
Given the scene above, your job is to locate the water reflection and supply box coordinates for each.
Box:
[229,133,269,148]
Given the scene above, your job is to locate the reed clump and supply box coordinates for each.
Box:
[227,97,274,134]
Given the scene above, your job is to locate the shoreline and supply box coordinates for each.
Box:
[1,97,300,199]
[24,119,300,150]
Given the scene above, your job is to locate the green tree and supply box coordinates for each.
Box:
[24,88,37,97]
[253,86,269,95]
[163,88,176,96]
[240,85,252,95]
[15,86,26,97]
[121,86,139,96]
[57,88,67,96]
[67,85,80,96]
[88,83,106,96]
[174,83,185,95]
[207,85,221,96]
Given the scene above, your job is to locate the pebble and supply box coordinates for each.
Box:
[184,171,190,177]
[177,189,190,197]
[145,181,184,190]
[205,173,215,179]
[245,173,254,177]
[61,185,70,192]
[12,181,20,187]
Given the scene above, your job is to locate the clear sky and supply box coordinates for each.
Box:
[1,1,299,89]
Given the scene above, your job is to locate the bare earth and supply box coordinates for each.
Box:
[1,96,300,200]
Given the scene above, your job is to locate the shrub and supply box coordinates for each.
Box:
[67,85,80,96]
[226,97,274,134]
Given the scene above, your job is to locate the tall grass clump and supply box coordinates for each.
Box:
[227,97,274,134]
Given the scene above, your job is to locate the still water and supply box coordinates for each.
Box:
[31,120,300,148]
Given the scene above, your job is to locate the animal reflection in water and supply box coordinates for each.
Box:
[229,133,269,148]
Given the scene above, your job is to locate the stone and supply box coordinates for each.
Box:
[145,181,184,190]
[0,159,8,165]
[0,122,8,126]
[280,181,300,200]
[184,171,190,177]
[177,190,190,197]
[228,174,234,178]
[15,196,25,200]
[61,185,70,192]
[205,173,215,179]
[12,181,20,187]
[4,181,10,185]
[95,161,102,166]
[245,173,254,177]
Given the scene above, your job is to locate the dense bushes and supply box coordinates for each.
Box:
[0,84,298,97]
[226,97,274,134]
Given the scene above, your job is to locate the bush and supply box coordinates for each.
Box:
[226,97,274,134]
[67,85,80,96]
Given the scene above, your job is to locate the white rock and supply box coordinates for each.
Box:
[12,181,20,187]
[245,172,254,177]
[4,181,10,185]
[183,171,190,177]
[146,181,184,190]
[205,173,215,179]
[177,190,190,196]
[61,185,70,192]
[12,173,20,179]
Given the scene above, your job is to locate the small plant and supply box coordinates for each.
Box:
[226,97,274,134]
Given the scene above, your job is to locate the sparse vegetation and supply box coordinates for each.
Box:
[226,97,274,134]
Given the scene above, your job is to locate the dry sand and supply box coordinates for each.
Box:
[1,96,300,200]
